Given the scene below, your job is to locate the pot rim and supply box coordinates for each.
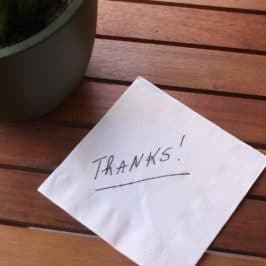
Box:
[0,0,84,59]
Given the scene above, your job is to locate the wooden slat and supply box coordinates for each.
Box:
[251,157,266,198]
[0,82,265,171]
[98,0,266,51]
[87,39,266,96]
[0,82,264,256]
[0,225,134,266]
[213,199,266,256]
[150,0,266,11]
[49,81,266,145]
[0,123,87,171]
[199,252,266,266]
[0,168,265,255]
[252,177,266,198]
[0,169,86,232]
[0,2,264,264]
[1,225,266,266]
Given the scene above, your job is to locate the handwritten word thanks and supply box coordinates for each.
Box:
[92,146,178,180]
[92,135,188,191]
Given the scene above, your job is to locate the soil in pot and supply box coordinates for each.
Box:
[0,0,72,48]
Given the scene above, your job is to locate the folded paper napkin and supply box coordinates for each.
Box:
[39,77,266,266]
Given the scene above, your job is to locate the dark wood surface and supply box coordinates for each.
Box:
[150,0,266,12]
[2,225,266,266]
[99,1,266,51]
[87,39,266,96]
[1,0,265,265]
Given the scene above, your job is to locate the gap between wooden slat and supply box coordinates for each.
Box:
[88,77,266,101]
[112,0,266,13]
[1,224,266,266]
[0,81,265,171]
[0,161,265,256]
[0,82,264,256]
[96,34,266,57]
[98,0,266,52]
[49,81,266,145]
[25,226,266,261]
[87,39,266,97]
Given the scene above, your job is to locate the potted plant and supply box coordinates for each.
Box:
[0,0,97,121]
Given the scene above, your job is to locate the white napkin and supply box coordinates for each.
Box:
[39,77,265,266]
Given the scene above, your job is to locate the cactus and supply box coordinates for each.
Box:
[0,0,68,46]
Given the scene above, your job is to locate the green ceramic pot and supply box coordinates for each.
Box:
[0,0,97,121]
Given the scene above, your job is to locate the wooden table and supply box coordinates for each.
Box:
[1,0,266,265]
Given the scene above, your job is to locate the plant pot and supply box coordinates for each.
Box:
[0,0,97,121]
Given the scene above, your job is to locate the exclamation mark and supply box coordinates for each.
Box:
[180,134,186,148]
[178,134,186,161]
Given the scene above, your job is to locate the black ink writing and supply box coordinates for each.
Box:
[146,147,161,167]
[180,135,186,148]
[95,172,190,192]
[92,156,107,180]
[102,155,114,176]
[129,154,144,172]
[160,147,172,162]
[116,160,128,175]
[91,135,187,183]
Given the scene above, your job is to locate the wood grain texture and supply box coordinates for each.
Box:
[199,252,266,266]
[0,167,265,255]
[0,1,265,264]
[0,122,87,171]
[149,0,266,11]
[87,39,266,96]
[98,0,266,51]
[48,81,266,145]
[0,225,266,266]
[0,82,265,171]
[0,226,266,266]
[251,156,266,198]
[0,169,86,232]
[213,199,266,256]
[0,225,134,266]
